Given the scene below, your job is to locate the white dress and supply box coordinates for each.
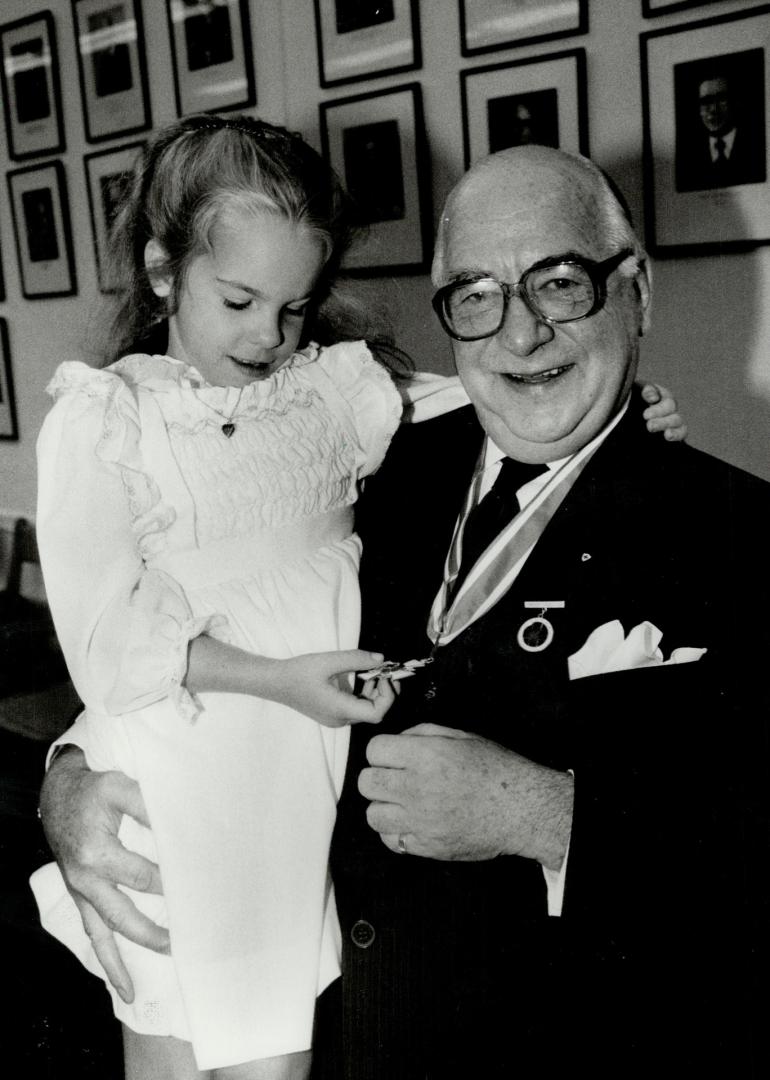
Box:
[30,342,467,1069]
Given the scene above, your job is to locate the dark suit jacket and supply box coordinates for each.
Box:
[315,391,770,1079]
[676,126,766,191]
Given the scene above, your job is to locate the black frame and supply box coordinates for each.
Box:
[0,10,66,161]
[642,1,722,17]
[165,0,256,116]
[71,0,152,143]
[0,319,19,441]
[459,0,587,57]
[641,4,770,256]
[319,82,432,275]
[461,48,589,169]
[313,0,421,88]
[84,140,145,293]
[7,160,78,300]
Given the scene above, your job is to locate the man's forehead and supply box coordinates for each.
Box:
[442,163,603,270]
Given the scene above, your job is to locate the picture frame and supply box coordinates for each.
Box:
[641,5,770,255]
[71,0,151,143]
[165,0,256,116]
[0,319,19,441]
[7,161,77,299]
[84,141,145,292]
[642,1,722,18]
[313,0,421,88]
[319,82,432,275]
[459,0,587,57]
[0,11,65,160]
[461,48,588,169]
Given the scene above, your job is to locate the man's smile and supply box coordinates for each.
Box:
[501,363,575,385]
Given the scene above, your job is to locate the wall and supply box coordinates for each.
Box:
[0,0,768,541]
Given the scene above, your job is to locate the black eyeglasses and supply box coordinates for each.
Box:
[432,248,635,342]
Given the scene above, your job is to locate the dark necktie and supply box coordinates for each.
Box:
[452,457,547,598]
[714,137,726,162]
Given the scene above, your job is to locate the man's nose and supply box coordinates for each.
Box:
[497,292,554,356]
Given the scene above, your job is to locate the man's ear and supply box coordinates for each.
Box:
[144,238,172,298]
[633,257,652,336]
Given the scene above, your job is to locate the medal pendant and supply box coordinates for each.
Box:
[517,615,554,653]
[358,656,434,681]
[222,422,236,438]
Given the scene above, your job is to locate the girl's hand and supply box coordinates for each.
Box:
[265,649,396,727]
[641,382,687,442]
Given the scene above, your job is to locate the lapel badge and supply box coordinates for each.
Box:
[517,601,565,653]
[581,552,591,562]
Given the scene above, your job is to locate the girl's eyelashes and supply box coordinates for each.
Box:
[222,298,309,317]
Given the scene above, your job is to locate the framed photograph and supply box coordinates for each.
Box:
[165,0,255,115]
[461,49,588,169]
[0,319,19,441]
[84,141,145,292]
[0,11,65,160]
[641,6,770,255]
[7,161,77,299]
[313,0,421,87]
[72,0,151,143]
[459,0,587,57]
[319,82,432,274]
[642,1,722,17]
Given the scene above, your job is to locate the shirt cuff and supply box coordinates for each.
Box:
[542,834,571,917]
[541,768,574,917]
[45,711,89,769]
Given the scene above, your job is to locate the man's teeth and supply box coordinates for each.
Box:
[508,364,571,383]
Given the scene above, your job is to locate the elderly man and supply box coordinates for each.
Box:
[40,148,768,1078]
[318,146,770,1078]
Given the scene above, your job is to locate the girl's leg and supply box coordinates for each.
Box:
[212,1051,312,1080]
[122,1025,210,1080]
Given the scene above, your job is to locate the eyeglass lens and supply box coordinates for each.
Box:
[444,263,597,338]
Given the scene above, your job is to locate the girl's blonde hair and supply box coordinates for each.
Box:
[100,113,410,374]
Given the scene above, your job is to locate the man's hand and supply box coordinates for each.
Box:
[39,747,169,1003]
[358,724,574,870]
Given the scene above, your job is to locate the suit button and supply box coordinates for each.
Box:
[350,919,376,949]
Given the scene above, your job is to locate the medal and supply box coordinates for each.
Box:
[516,601,564,653]
[358,657,434,681]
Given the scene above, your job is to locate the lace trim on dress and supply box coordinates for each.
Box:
[47,361,175,559]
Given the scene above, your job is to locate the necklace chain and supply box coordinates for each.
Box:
[199,386,247,438]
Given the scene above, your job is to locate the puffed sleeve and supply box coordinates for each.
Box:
[312,341,470,478]
[36,362,219,720]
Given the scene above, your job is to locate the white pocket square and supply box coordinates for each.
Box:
[568,620,707,681]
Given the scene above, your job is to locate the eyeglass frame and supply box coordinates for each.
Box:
[431,247,636,342]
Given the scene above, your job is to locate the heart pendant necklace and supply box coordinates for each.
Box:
[201,386,246,438]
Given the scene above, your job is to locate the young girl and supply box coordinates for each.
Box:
[30,114,684,1080]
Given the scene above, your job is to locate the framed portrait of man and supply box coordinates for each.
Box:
[641,5,770,253]
[165,0,255,115]
[461,49,588,169]
[0,12,66,160]
[71,0,152,142]
[84,141,145,292]
[319,83,432,273]
[7,161,77,299]
[313,0,421,87]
